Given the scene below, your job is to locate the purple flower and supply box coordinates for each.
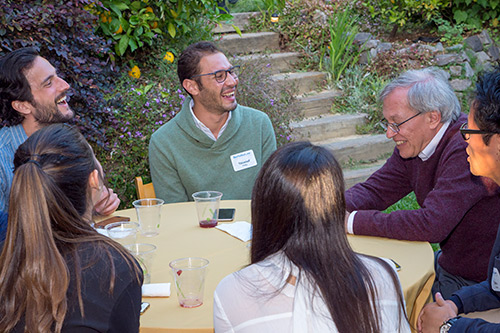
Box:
[145,101,150,107]
[286,135,291,141]
[119,135,124,138]
[266,63,271,67]
[137,91,142,96]
[177,89,182,93]
[162,114,167,118]
[127,131,131,136]
[159,120,163,125]
[155,98,160,103]
[270,99,274,106]
[179,94,185,100]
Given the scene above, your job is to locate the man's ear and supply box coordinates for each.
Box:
[11,100,34,116]
[183,79,200,97]
[427,111,442,130]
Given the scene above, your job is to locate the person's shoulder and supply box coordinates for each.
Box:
[0,125,18,150]
[150,116,181,141]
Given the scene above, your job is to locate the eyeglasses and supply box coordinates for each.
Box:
[380,112,422,133]
[191,65,240,83]
[460,122,497,140]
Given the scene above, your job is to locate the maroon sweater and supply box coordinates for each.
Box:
[346,113,500,282]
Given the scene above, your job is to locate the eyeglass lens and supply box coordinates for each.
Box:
[214,67,239,83]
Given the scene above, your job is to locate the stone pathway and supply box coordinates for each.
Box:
[215,12,394,187]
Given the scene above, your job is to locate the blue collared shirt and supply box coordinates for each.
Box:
[0,124,28,213]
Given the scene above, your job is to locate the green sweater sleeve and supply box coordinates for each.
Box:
[149,132,189,203]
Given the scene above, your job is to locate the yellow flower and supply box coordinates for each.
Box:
[150,21,158,29]
[128,66,141,79]
[145,7,153,13]
[115,25,123,34]
[100,13,108,23]
[493,18,499,27]
[163,51,174,63]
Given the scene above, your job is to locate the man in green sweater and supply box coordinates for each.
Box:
[149,41,277,203]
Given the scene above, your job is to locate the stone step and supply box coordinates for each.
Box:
[291,113,367,142]
[217,32,280,55]
[236,52,301,74]
[272,71,327,95]
[317,134,395,165]
[298,89,342,118]
[213,12,261,34]
[343,161,386,189]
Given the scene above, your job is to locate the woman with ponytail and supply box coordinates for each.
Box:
[214,141,410,332]
[0,124,142,332]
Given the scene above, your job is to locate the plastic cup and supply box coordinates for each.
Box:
[125,243,157,284]
[191,191,223,228]
[169,257,209,308]
[132,198,164,237]
[105,221,139,246]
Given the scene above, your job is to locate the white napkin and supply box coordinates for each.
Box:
[216,221,252,242]
[95,228,109,237]
[142,283,171,297]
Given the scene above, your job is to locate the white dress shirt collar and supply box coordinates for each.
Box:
[189,99,231,141]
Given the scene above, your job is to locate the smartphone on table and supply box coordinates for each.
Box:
[218,208,235,222]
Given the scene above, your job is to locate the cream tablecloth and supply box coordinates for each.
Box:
[109,200,434,332]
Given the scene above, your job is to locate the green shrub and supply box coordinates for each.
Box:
[92,0,231,57]
[97,68,181,206]
[320,5,361,82]
[363,0,449,35]
[451,0,500,29]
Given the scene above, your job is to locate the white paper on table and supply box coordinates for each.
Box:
[142,283,171,297]
[216,221,252,242]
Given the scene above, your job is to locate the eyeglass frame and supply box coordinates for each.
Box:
[459,122,498,141]
[191,65,240,83]
[380,112,422,133]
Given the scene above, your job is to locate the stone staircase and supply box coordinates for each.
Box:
[214,12,395,188]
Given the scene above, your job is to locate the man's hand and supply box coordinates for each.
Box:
[94,187,120,216]
[417,292,458,333]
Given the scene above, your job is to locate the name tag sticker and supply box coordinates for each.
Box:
[230,149,257,172]
[492,267,500,292]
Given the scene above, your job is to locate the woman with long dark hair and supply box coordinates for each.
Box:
[0,124,142,332]
[214,141,409,332]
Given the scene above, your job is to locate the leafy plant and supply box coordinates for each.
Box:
[363,0,449,36]
[94,0,161,56]
[452,0,500,29]
[91,0,232,57]
[432,16,468,45]
[321,6,361,82]
[333,66,388,133]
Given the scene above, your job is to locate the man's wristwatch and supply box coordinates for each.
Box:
[440,316,461,333]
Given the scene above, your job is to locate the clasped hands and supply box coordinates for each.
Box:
[417,292,459,333]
